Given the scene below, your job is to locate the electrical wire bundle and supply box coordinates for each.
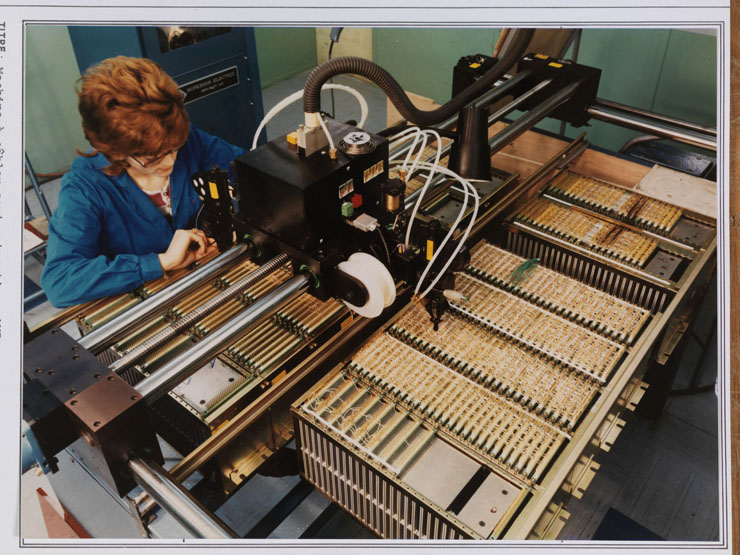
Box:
[388,127,479,300]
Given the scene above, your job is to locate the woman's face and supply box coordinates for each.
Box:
[127,149,179,178]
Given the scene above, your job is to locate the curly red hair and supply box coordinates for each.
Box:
[77,56,190,175]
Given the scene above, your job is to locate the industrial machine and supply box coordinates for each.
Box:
[22,29,717,540]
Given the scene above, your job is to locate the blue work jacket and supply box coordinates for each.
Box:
[41,125,246,308]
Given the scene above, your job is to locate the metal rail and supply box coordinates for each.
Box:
[25,153,53,222]
[127,457,235,539]
[488,78,553,122]
[79,244,250,354]
[135,273,311,403]
[110,253,289,373]
[587,105,716,151]
[135,309,378,518]
[487,80,582,154]
[593,98,717,137]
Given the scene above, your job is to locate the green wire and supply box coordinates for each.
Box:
[510,258,540,286]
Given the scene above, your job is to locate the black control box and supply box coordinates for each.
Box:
[452,54,499,98]
[233,119,388,254]
[515,53,601,127]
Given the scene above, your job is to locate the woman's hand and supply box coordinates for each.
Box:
[158,229,218,272]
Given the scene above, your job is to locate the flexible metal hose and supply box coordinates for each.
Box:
[302,29,535,127]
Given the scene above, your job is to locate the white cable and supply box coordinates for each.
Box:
[417,178,477,299]
[388,127,422,161]
[423,177,478,299]
[408,129,443,179]
[251,83,368,151]
[316,113,336,152]
[413,164,468,298]
[390,159,480,299]
[403,129,443,249]
[401,130,425,173]
[416,166,479,299]
[389,126,422,143]
[405,132,428,175]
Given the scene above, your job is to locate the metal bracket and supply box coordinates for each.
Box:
[655,313,690,365]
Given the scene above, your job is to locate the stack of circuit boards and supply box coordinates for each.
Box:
[293,239,652,539]
[511,169,700,273]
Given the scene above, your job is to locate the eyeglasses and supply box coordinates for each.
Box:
[130,145,183,168]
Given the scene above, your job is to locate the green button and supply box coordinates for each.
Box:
[341,201,354,217]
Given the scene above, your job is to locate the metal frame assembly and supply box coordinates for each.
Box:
[22,39,717,540]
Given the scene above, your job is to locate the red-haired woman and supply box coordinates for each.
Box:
[41,56,246,307]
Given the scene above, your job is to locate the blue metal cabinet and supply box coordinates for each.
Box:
[68,26,264,149]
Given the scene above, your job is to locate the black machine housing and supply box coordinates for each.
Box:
[232,120,397,302]
[233,119,388,254]
[514,53,601,127]
[451,54,499,97]
[231,117,472,308]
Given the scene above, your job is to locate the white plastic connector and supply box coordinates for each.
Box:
[348,213,379,232]
[304,112,321,128]
[443,290,468,303]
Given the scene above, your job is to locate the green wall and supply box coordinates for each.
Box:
[25,27,716,177]
[552,28,717,152]
[24,26,317,176]
[25,25,89,176]
[373,28,502,105]
[254,27,318,87]
[373,28,717,153]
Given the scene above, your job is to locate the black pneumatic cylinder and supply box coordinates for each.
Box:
[448,106,492,180]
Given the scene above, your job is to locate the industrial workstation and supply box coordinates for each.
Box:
[21,26,719,542]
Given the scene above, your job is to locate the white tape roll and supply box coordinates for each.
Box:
[337,253,396,318]
[347,252,396,308]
